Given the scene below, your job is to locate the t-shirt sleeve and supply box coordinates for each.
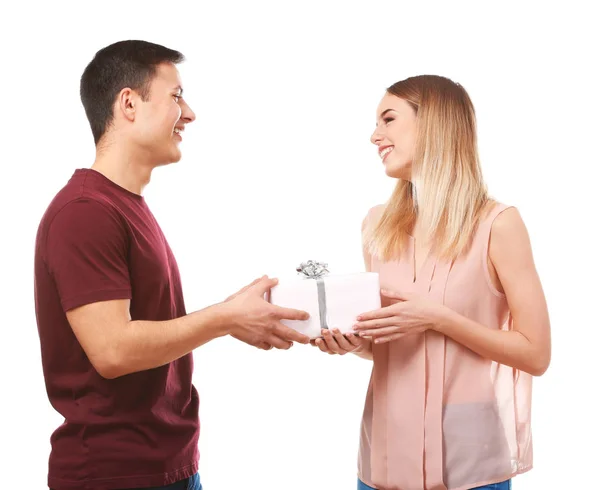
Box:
[46,198,132,312]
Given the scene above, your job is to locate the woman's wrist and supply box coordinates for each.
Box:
[431,304,454,334]
[354,337,372,354]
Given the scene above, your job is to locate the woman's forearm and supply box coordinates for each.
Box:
[435,308,549,376]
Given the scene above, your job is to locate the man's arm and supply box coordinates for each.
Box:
[67,277,309,379]
[67,299,226,379]
[46,200,308,379]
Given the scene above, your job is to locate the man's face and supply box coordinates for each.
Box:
[132,62,196,166]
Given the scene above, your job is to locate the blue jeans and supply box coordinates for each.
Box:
[50,473,202,490]
[133,472,202,490]
[358,478,510,490]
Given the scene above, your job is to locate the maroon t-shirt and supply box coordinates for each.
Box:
[34,169,200,490]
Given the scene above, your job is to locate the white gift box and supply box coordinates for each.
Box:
[269,268,381,339]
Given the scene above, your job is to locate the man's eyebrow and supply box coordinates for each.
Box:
[173,85,184,94]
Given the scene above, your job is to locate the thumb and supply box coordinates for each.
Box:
[381,288,413,301]
[252,276,279,296]
[226,276,265,301]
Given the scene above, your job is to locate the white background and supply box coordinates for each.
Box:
[0,1,598,489]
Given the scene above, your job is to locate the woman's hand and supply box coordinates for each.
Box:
[352,289,448,344]
[310,328,372,357]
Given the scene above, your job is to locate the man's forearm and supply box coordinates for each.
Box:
[109,303,231,378]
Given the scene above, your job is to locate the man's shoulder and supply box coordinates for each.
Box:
[36,180,126,251]
[41,181,116,226]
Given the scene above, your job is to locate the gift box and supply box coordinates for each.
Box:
[269,261,381,339]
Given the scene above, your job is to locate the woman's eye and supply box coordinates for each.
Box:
[384,117,394,124]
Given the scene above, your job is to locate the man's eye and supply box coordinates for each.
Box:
[173,94,182,102]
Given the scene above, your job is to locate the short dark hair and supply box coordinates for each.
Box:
[80,40,184,145]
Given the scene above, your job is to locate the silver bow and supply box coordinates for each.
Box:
[297,260,330,331]
[296,260,329,278]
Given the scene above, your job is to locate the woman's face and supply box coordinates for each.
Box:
[370,93,417,181]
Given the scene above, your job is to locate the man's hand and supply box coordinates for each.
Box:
[223,276,310,350]
[225,276,275,350]
[224,277,264,303]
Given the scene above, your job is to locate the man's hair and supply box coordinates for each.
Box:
[80,40,184,145]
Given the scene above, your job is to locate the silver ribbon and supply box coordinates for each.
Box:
[297,260,330,330]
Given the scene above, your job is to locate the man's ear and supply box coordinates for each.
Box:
[117,88,136,122]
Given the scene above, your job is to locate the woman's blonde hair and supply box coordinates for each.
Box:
[363,75,491,262]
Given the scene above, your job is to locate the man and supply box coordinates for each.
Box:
[34,40,309,490]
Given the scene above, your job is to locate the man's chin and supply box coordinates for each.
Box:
[157,150,183,167]
[172,147,183,162]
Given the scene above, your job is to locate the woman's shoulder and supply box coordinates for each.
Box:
[362,204,386,230]
[365,203,386,220]
[478,200,528,258]
[480,199,520,226]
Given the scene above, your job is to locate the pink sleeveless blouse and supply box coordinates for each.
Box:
[358,202,533,490]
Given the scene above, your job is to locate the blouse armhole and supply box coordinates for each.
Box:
[481,204,515,298]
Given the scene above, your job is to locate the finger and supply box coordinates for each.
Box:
[258,341,273,350]
[373,332,407,344]
[344,333,363,347]
[331,329,355,352]
[353,317,402,331]
[225,276,265,301]
[264,333,293,350]
[251,276,280,296]
[380,289,413,301]
[322,329,344,354]
[242,276,265,292]
[272,305,310,322]
[356,305,399,322]
[346,333,373,349]
[272,322,310,344]
[357,326,403,339]
[315,338,333,354]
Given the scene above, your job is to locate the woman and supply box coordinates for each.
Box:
[312,75,551,490]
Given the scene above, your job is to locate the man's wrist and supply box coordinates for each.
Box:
[194,303,236,338]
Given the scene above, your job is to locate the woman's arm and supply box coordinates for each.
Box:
[434,208,551,375]
[354,208,551,375]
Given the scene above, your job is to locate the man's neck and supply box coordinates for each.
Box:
[91,143,153,196]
